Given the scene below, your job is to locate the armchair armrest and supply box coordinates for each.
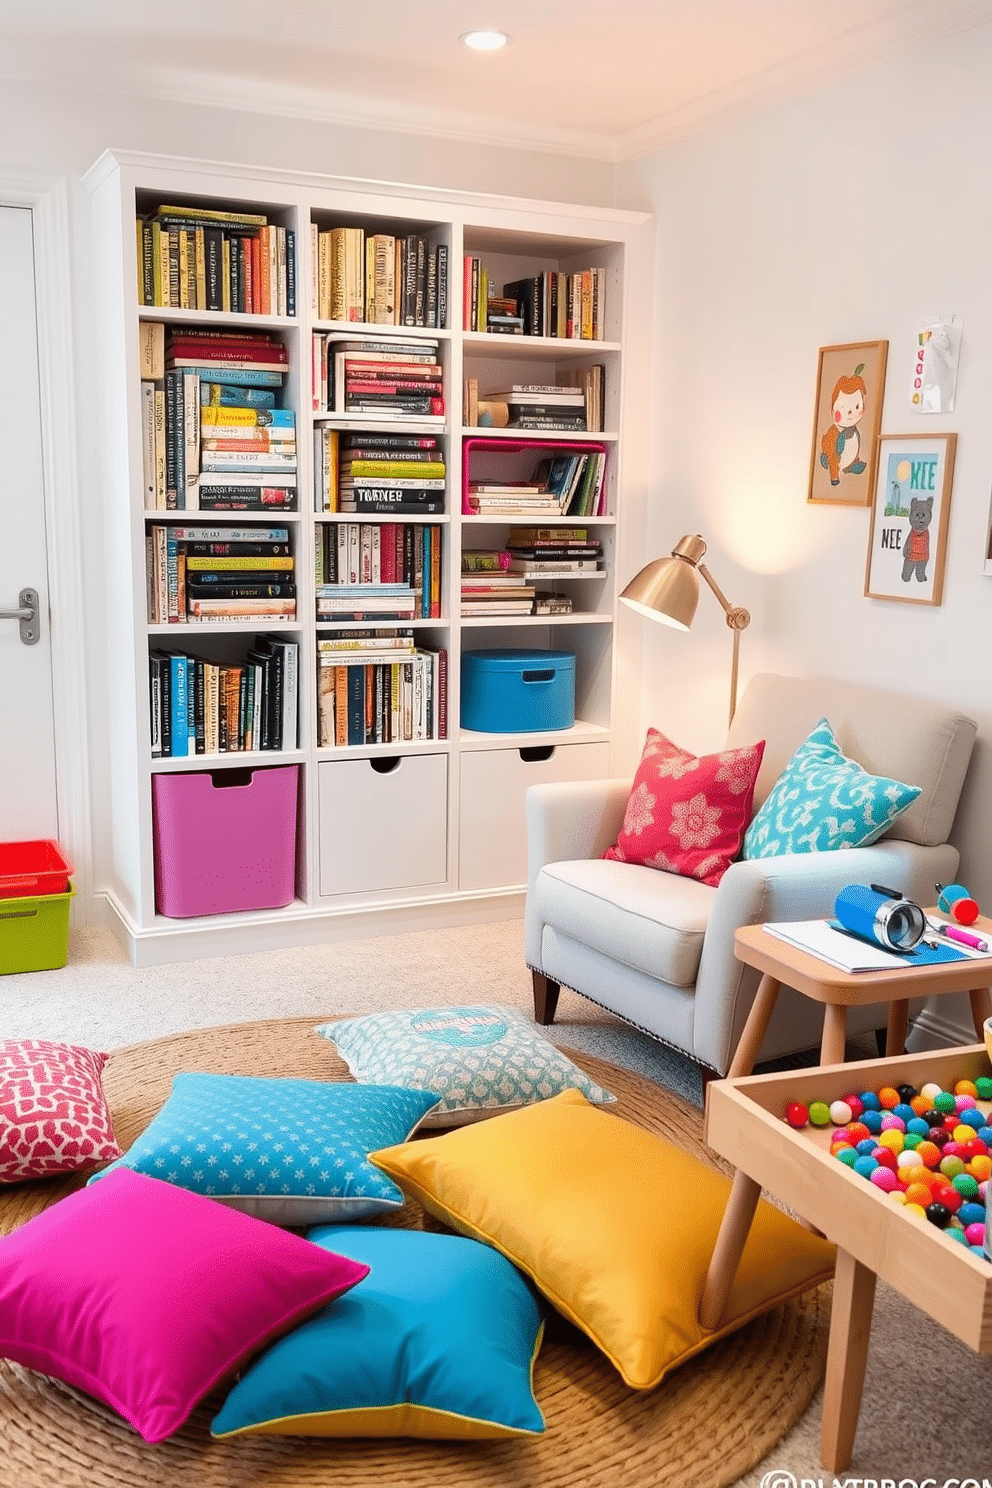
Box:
[691,838,961,1074]
[524,777,631,969]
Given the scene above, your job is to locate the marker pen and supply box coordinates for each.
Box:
[936,922,989,952]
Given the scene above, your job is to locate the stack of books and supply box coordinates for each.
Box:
[314,583,418,622]
[501,269,605,339]
[313,227,446,328]
[136,204,296,316]
[460,568,536,616]
[485,384,587,431]
[506,528,604,579]
[311,334,445,421]
[149,633,298,757]
[146,524,295,623]
[158,327,296,512]
[316,631,447,745]
[316,522,442,618]
[338,432,445,515]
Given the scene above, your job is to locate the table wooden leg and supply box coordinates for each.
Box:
[697,1169,761,1331]
[727,974,781,1079]
[885,998,909,1056]
[820,1247,877,1472]
[820,1002,848,1066]
[968,986,992,1038]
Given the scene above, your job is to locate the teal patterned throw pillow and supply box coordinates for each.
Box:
[88,1072,439,1225]
[317,1005,615,1128]
[742,717,921,860]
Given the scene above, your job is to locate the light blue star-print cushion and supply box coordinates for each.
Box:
[87,1073,440,1225]
[316,1005,615,1128]
[742,717,921,859]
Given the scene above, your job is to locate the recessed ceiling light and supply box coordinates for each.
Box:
[460,29,510,51]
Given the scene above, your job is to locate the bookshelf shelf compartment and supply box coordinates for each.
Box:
[86,148,646,960]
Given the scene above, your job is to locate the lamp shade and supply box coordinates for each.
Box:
[619,534,708,629]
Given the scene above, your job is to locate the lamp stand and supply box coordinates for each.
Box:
[697,562,750,726]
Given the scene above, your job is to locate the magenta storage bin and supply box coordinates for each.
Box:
[152,766,299,918]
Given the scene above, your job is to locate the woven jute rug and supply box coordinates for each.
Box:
[0,1015,830,1488]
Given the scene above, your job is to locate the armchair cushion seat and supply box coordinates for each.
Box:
[535,859,713,988]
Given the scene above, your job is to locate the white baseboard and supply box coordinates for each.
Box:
[907,996,983,1051]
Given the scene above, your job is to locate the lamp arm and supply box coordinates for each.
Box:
[697,561,750,727]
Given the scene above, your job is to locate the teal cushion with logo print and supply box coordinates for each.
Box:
[742,717,921,859]
[316,1005,615,1128]
[88,1072,440,1225]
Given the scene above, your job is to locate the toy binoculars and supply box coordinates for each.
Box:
[834,883,926,952]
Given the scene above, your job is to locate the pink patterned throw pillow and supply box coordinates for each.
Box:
[604,730,765,887]
[0,1039,122,1182]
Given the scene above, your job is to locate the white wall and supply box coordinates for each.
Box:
[618,23,992,929]
[0,78,621,923]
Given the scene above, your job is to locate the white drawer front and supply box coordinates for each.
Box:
[318,754,448,896]
[459,742,610,892]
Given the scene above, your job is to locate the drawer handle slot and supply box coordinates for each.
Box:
[521,670,554,683]
[210,769,254,789]
[519,746,556,763]
[370,756,402,775]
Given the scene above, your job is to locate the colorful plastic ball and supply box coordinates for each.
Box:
[926,1128,950,1149]
[953,1123,977,1144]
[935,1092,958,1113]
[859,1091,882,1111]
[828,1099,853,1125]
[926,1202,952,1228]
[835,1146,859,1168]
[880,1114,906,1133]
[840,1093,864,1119]
[974,1076,992,1101]
[870,1166,899,1192]
[943,1115,961,1133]
[878,1086,901,1110]
[910,1095,933,1117]
[853,1155,879,1179]
[905,1203,929,1220]
[903,1182,933,1209]
[892,1102,916,1125]
[957,1107,986,1129]
[861,1110,884,1135]
[968,1155,992,1181]
[895,1150,921,1172]
[920,1081,944,1102]
[959,1202,986,1228]
[872,1145,898,1169]
[937,1186,963,1214]
[785,1101,809,1128]
[878,1130,905,1155]
[921,1109,943,1128]
[954,1079,979,1098]
[808,1101,831,1127]
[954,1093,978,1112]
[905,1117,930,1138]
[965,1224,987,1248]
[855,1138,878,1156]
[939,1154,966,1179]
[896,1083,918,1102]
[953,1173,980,1199]
[945,1226,969,1245]
[903,1133,923,1150]
[889,1190,908,1205]
[976,1127,992,1147]
[844,1120,870,1143]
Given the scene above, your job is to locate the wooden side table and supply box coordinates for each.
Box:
[699,1044,992,1471]
[727,914,992,1080]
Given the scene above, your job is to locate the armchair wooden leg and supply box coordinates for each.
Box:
[532,971,561,1025]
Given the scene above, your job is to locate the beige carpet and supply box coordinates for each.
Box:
[0,1017,830,1488]
[3,918,991,1483]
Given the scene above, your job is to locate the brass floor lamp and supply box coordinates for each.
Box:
[619,534,751,726]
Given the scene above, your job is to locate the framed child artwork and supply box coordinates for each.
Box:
[807,340,888,506]
[864,432,957,606]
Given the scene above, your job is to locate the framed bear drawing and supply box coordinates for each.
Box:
[807,340,888,506]
[864,432,957,606]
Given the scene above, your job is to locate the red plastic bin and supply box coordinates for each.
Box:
[0,840,75,900]
[152,766,299,918]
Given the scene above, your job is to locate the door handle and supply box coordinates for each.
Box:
[0,588,40,644]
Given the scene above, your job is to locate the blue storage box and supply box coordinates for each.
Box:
[461,649,575,733]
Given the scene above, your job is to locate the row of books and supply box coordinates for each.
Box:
[459,575,574,617]
[136,203,296,316]
[314,430,446,515]
[140,323,297,512]
[147,524,295,624]
[462,531,604,576]
[316,636,447,745]
[311,334,445,420]
[462,260,606,340]
[463,373,604,433]
[149,635,298,758]
[465,452,607,517]
[316,522,443,617]
[311,225,447,329]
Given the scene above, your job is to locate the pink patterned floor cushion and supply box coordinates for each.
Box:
[0,1039,122,1182]
[604,730,765,887]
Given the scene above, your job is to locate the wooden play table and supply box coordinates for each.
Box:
[700,1044,992,1471]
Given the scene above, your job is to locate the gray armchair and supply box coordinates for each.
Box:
[525,673,977,1078]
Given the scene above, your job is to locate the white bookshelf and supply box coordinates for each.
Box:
[84,149,651,964]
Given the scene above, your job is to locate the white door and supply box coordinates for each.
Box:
[0,204,59,841]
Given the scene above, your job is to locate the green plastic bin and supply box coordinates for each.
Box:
[0,883,75,974]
